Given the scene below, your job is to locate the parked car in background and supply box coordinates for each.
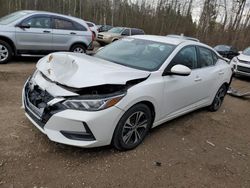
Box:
[86,21,98,39]
[96,27,145,45]
[214,45,239,60]
[0,10,93,64]
[22,35,232,150]
[230,47,250,77]
[96,24,113,32]
[166,34,200,42]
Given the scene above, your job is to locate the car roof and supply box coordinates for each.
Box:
[131,35,201,46]
[166,34,199,42]
[20,10,86,22]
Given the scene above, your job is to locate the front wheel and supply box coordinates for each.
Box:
[0,40,12,64]
[112,104,153,151]
[209,85,227,112]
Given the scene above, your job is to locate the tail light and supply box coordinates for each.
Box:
[86,25,94,42]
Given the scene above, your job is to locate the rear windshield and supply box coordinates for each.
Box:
[214,45,230,51]
[0,11,29,25]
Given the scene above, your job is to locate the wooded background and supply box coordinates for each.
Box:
[0,0,249,50]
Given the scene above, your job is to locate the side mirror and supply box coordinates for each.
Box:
[17,23,30,29]
[164,64,191,76]
[121,32,129,36]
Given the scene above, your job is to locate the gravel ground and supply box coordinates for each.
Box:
[0,58,250,188]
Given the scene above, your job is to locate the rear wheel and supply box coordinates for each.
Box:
[113,104,153,151]
[0,40,12,64]
[70,44,86,54]
[209,85,227,112]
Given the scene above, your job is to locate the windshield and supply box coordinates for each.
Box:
[0,11,29,25]
[214,45,230,51]
[108,27,124,33]
[243,47,250,56]
[94,38,176,71]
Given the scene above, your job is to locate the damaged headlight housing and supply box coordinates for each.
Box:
[63,94,125,111]
[231,57,238,64]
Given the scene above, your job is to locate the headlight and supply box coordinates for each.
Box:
[63,94,125,111]
[231,57,238,64]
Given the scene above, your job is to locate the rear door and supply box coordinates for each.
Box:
[51,16,89,51]
[196,46,222,98]
[15,15,52,52]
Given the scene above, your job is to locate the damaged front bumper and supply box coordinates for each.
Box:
[22,79,124,148]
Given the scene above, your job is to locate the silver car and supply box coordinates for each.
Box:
[0,10,93,64]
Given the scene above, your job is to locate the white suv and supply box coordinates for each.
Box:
[0,10,93,64]
[22,35,233,150]
[230,47,250,77]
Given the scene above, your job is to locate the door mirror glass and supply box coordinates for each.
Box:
[18,23,30,29]
[170,64,191,76]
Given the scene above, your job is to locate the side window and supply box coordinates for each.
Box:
[167,46,198,70]
[54,18,76,30]
[22,17,51,29]
[198,47,215,68]
[131,29,144,35]
[74,22,87,31]
[87,23,93,27]
[122,29,130,36]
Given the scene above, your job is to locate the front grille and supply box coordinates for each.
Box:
[237,66,250,73]
[97,34,103,39]
[239,60,250,64]
[24,80,65,128]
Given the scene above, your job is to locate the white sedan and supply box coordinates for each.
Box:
[22,35,233,150]
[230,47,250,77]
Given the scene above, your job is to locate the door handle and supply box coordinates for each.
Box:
[70,32,76,35]
[43,30,51,33]
[194,77,202,82]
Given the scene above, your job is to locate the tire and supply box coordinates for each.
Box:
[112,104,153,151]
[209,84,227,112]
[0,40,13,64]
[70,44,86,54]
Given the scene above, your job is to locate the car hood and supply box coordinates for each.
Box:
[237,54,250,62]
[99,32,120,37]
[36,52,150,89]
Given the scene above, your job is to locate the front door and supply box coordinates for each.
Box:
[162,46,206,118]
[15,15,52,52]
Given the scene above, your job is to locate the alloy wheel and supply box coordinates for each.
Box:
[0,44,9,62]
[121,111,148,145]
[213,86,226,110]
[73,47,85,53]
